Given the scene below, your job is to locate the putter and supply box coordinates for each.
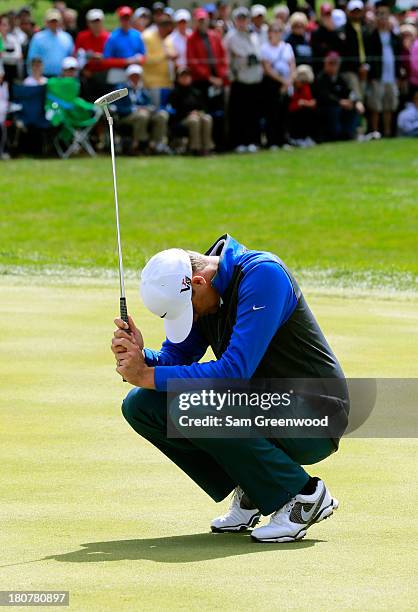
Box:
[94,88,130,330]
[95,88,130,381]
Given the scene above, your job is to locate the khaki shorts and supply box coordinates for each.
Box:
[367,81,399,112]
[342,71,366,102]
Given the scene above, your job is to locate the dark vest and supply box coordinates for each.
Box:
[197,258,349,445]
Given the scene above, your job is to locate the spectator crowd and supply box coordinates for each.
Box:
[1,0,418,159]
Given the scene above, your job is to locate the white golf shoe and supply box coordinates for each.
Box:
[211,487,261,533]
[251,479,338,543]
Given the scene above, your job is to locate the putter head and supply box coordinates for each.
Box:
[94,88,128,106]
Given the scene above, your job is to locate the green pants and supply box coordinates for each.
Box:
[122,388,336,515]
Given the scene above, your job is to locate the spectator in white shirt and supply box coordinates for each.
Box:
[0,66,9,159]
[0,13,23,83]
[167,9,191,70]
[261,21,295,148]
[250,5,268,46]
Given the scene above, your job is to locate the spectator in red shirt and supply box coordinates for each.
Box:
[186,8,228,148]
[75,8,108,100]
[186,8,227,97]
[288,63,317,146]
[75,9,109,60]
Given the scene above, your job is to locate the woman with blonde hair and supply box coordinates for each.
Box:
[288,64,317,146]
[286,12,312,66]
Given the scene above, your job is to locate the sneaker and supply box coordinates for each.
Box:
[211,487,261,533]
[269,145,280,151]
[304,137,316,147]
[281,143,294,152]
[247,143,258,153]
[235,145,247,154]
[154,142,172,155]
[251,479,338,543]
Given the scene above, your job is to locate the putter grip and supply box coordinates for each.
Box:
[120,297,129,328]
[119,297,130,383]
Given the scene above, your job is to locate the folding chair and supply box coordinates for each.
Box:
[46,77,101,159]
[11,84,51,155]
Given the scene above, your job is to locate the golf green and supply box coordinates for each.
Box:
[1,277,417,610]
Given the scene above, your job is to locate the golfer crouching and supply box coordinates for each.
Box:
[111,234,349,543]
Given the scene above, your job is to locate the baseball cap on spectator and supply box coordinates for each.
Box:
[62,56,79,70]
[251,4,267,17]
[45,8,61,21]
[140,249,194,344]
[332,8,347,28]
[204,3,216,13]
[86,8,104,21]
[117,6,133,18]
[163,7,174,17]
[232,6,250,19]
[175,9,191,22]
[347,0,364,11]
[400,23,417,36]
[320,3,333,16]
[325,51,341,62]
[273,5,289,19]
[18,6,31,17]
[295,64,314,83]
[152,2,165,12]
[134,7,151,19]
[194,7,209,20]
[177,65,191,75]
[126,64,143,77]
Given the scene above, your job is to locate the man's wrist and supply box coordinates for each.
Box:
[138,366,155,389]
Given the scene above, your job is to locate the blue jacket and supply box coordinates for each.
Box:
[115,82,153,116]
[103,28,145,59]
[144,235,298,391]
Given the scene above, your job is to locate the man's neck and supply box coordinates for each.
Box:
[203,256,220,282]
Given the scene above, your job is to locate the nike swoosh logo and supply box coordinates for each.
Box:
[301,486,326,522]
[300,503,316,523]
[160,312,167,318]
[252,305,266,311]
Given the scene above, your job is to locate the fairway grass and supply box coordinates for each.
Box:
[1,140,417,291]
[1,277,417,611]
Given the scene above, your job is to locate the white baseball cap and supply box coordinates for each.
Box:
[251,4,267,17]
[140,249,193,344]
[175,8,191,22]
[62,56,79,70]
[347,0,364,10]
[126,64,143,77]
[332,8,347,28]
[86,8,104,21]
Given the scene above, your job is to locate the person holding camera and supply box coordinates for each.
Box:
[225,6,263,153]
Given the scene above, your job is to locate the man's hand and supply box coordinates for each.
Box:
[113,315,144,349]
[111,332,155,388]
[209,76,223,88]
[111,316,155,388]
[340,99,353,110]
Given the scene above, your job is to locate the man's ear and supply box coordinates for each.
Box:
[191,275,207,287]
